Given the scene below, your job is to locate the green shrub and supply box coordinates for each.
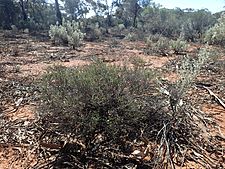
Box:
[49,19,84,48]
[118,23,125,31]
[38,55,222,168]
[146,33,162,43]
[204,13,225,45]
[170,38,188,53]
[154,37,171,54]
[40,61,155,141]
[130,56,146,68]
[175,47,213,98]
[83,23,105,41]
[125,32,137,41]
[145,36,171,55]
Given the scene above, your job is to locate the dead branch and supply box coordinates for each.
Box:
[203,86,225,109]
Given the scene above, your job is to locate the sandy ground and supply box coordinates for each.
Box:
[0,33,224,168]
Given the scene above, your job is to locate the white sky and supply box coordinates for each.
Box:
[153,0,224,13]
[49,0,224,14]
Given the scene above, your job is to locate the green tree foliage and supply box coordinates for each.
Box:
[0,0,57,30]
[64,0,89,20]
[180,9,216,41]
[141,6,182,37]
[204,13,225,45]
[0,0,17,29]
[141,6,216,40]
[0,0,218,43]
[115,0,147,28]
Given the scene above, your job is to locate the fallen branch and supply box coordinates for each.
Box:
[203,86,225,110]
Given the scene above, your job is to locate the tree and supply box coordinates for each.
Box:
[124,0,142,28]
[19,0,28,22]
[55,0,62,25]
[0,0,17,29]
[64,0,89,20]
[181,9,216,41]
[204,13,225,45]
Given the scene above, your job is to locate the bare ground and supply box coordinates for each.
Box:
[0,32,225,168]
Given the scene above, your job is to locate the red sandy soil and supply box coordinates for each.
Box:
[0,34,224,168]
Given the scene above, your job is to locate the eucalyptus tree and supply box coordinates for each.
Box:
[0,0,17,29]
[63,0,89,20]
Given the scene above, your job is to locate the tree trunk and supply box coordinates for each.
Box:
[132,2,138,28]
[19,0,28,21]
[55,0,62,25]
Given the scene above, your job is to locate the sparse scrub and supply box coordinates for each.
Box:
[170,38,188,54]
[109,38,120,48]
[49,19,84,48]
[180,20,198,42]
[204,13,225,46]
[171,47,213,109]
[84,23,104,41]
[40,61,156,141]
[153,47,222,168]
[145,36,172,56]
[38,54,224,168]
[154,37,171,51]
[118,23,125,32]
[130,56,146,68]
[146,34,162,43]
[125,32,137,41]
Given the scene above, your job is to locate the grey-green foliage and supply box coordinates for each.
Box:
[180,9,216,42]
[40,61,156,139]
[154,37,171,51]
[0,0,17,29]
[180,18,198,42]
[49,19,84,48]
[146,33,161,43]
[204,13,225,45]
[176,47,213,96]
[125,32,137,41]
[146,35,188,55]
[145,35,171,55]
[170,38,188,53]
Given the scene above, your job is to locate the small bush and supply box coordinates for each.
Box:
[49,19,84,48]
[180,19,198,42]
[170,38,188,54]
[204,13,225,45]
[146,33,162,43]
[118,23,125,31]
[174,47,213,100]
[11,25,18,33]
[155,37,171,50]
[145,36,172,55]
[125,32,137,41]
[130,56,146,68]
[83,22,106,42]
[38,54,224,168]
[40,61,155,142]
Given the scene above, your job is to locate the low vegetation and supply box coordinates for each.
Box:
[49,19,84,48]
[37,50,223,168]
[204,13,225,45]
[0,0,225,168]
[40,62,156,141]
[170,38,188,54]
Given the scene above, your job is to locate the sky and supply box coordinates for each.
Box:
[153,0,224,13]
[49,0,224,14]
